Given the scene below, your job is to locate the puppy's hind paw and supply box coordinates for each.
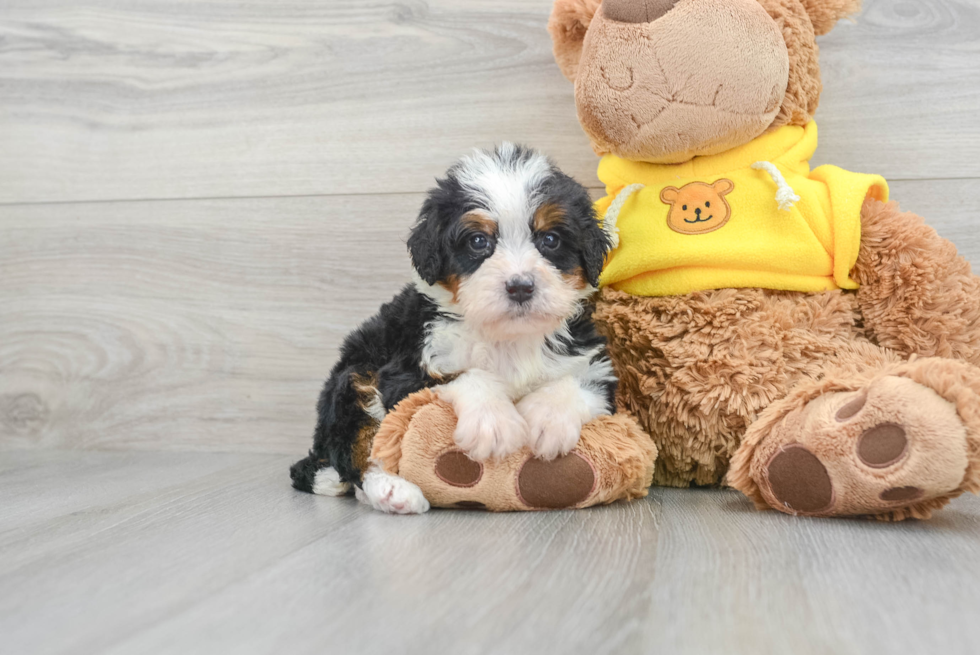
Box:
[358,466,430,514]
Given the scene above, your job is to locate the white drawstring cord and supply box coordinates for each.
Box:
[602,183,644,249]
[751,161,799,211]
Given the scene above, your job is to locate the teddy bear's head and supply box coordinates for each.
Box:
[548,0,860,163]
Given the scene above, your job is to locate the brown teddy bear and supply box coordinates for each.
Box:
[548,0,980,519]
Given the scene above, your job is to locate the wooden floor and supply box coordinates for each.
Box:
[2,451,979,655]
[2,1,980,653]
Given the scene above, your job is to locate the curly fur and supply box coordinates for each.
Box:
[853,198,980,365]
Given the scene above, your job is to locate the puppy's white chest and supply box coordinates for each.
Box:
[423,321,556,398]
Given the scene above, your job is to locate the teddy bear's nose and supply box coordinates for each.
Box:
[603,0,680,24]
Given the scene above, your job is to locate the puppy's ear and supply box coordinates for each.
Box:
[581,208,611,288]
[407,199,445,286]
[548,0,602,82]
[801,0,861,36]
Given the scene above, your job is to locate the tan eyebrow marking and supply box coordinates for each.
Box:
[461,210,497,235]
[533,202,565,232]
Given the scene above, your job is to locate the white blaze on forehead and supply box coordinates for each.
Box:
[454,142,552,244]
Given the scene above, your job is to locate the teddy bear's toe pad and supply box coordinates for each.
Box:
[756,376,969,517]
[765,445,834,513]
[517,453,597,509]
[434,451,483,487]
[856,423,908,468]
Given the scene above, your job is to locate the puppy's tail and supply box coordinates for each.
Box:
[289,452,321,493]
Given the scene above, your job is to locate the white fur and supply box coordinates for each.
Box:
[363,387,387,423]
[454,142,551,229]
[357,465,430,514]
[437,369,530,461]
[312,467,352,496]
[518,375,612,460]
[419,313,615,460]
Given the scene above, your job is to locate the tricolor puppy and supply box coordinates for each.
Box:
[290,144,617,513]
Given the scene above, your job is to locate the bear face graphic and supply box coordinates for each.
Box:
[660,179,735,235]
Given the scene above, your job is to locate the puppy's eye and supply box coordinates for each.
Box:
[705,201,711,208]
[682,205,687,211]
[540,232,560,250]
[468,233,490,252]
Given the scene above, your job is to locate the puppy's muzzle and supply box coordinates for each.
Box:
[505,276,535,305]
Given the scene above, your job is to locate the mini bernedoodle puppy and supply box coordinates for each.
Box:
[290,144,617,513]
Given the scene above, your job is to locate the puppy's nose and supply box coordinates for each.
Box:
[505,277,535,304]
[695,207,701,215]
[604,0,680,24]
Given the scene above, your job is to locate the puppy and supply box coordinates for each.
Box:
[290,144,616,513]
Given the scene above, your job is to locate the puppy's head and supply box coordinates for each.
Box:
[409,144,609,339]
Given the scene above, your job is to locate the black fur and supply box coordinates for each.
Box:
[290,285,443,491]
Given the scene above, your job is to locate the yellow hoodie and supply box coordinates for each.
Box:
[596,122,888,296]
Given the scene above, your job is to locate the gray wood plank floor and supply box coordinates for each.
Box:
[3,0,980,653]
[2,451,978,655]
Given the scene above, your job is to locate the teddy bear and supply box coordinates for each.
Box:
[546,0,980,519]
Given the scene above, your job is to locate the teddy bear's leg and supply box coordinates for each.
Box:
[370,389,657,511]
[853,197,980,365]
[729,350,980,520]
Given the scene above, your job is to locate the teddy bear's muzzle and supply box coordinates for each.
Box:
[603,0,680,24]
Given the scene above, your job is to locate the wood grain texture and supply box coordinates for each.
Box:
[0,193,420,452]
[1,0,979,204]
[1,451,978,655]
[4,179,979,454]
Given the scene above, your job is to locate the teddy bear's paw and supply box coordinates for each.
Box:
[358,466,431,515]
[758,376,970,518]
[518,394,584,461]
[451,395,529,462]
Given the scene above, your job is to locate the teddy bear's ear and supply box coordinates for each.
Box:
[660,187,679,204]
[801,0,862,36]
[548,0,603,82]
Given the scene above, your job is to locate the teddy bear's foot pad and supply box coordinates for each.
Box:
[738,370,980,519]
[517,453,596,509]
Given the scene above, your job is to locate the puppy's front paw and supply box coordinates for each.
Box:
[452,397,529,461]
[518,393,583,461]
